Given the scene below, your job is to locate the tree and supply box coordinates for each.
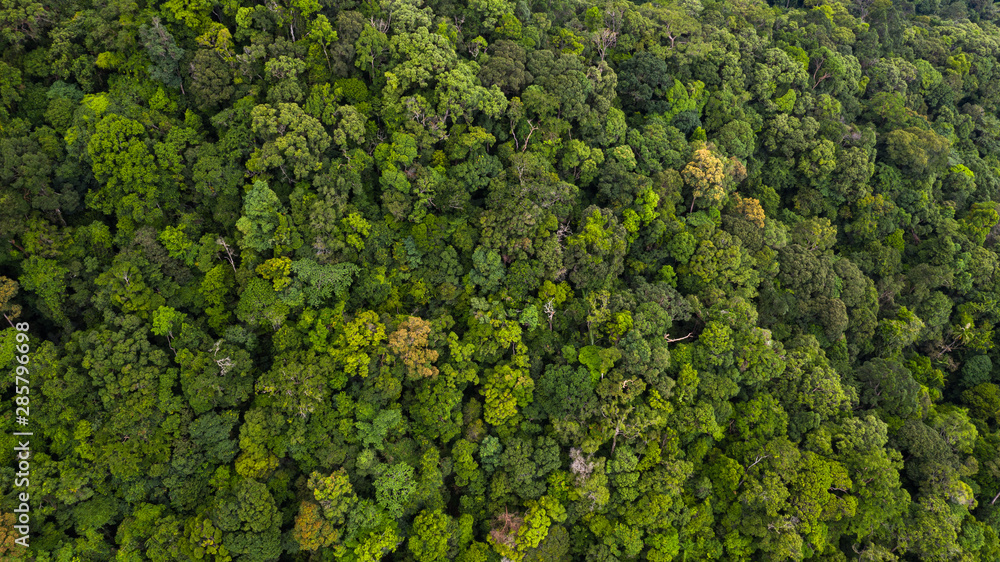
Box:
[525,50,602,129]
[90,256,167,321]
[959,202,999,246]
[374,462,417,519]
[0,0,47,48]
[355,21,390,82]
[236,277,289,330]
[683,143,730,212]
[488,496,565,562]
[214,478,282,561]
[482,361,534,428]
[733,194,765,229]
[373,131,418,194]
[854,358,925,422]
[290,259,359,307]
[256,350,332,418]
[180,516,231,561]
[963,383,1000,426]
[248,102,331,181]
[0,276,21,325]
[469,247,506,293]
[355,526,401,562]
[308,468,357,523]
[140,18,185,90]
[330,309,386,378]
[86,114,164,227]
[680,230,760,299]
[409,509,451,562]
[292,501,341,551]
[408,372,464,442]
[388,316,439,379]
[883,127,950,177]
[306,14,338,74]
[235,179,301,254]
[617,52,674,114]
[877,306,926,356]
[480,40,533,96]
[264,55,306,103]
[565,207,628,291]
[151,305,186,354]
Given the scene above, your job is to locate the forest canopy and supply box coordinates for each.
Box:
[3,0,1000,560]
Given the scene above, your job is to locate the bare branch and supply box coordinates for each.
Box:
[737,454,770,489]
[544,299,556,330]
[216,236,238,273]
[592,29,617,62]
[664,332,694,343]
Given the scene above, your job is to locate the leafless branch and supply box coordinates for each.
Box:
[216,236,238,272]
[737,454,770,489]
[592,29,617,62]
[664,332,694,343]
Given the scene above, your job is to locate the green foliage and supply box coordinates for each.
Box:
[247,102,331,181]
[408,509,450,561]
[140,19,185,89]
[469,247,505,293]
[86,113,164,227]
[482,362,534,427]
[235,180,285,253]
[9,2,1000,561]
[374,462,417,519]
[577,345,621,383]
[307,467,356,523]
[961,355,993,388]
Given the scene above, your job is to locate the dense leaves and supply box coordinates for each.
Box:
[4,0,1000,560]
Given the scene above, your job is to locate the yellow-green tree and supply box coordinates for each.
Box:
[683,143,727,213]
